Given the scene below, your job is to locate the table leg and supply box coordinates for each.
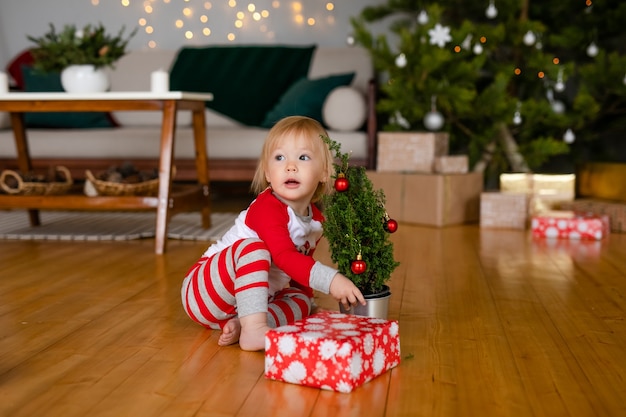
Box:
[191,105,211,228]
[10,112,40,226]
[154,100,177,255]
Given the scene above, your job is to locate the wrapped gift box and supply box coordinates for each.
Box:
[367,171,483,227]
[265,312,401,393]
[377,132,449,173]
[577,162,626,203]
[500,173,575,215]
[559,199,625,233]
[531,211,609,240]
[480,192,529,229]
[434,155,469,174]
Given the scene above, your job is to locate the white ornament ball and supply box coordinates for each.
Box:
[485,4,498,19]
[586,42,599,57]
[551,100,565,114]
[563,129,576,144]
[473,43,484,55]
[555,80,565,92]
[417,10,429,25]
[523,31,536,46]
[424,111,444,131]
[513,112,522,125]
[395,53,407,68]
[346,35,355,46]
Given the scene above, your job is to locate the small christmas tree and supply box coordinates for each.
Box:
[322,137,400,295]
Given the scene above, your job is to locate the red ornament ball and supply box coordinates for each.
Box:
[384,218,399,233]
[351,259,367,275]
[334,173,349,192]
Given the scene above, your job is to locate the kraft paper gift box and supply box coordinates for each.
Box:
[433,155,469,174]
[499,173,575,214]
[480,192,529,229]
[559,199,626,233]
[264,312,401,393]
[377,132,449,173]
[531,210,610,240]
[367,171,483,227]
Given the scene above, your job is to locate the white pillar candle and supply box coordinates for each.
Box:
[0,71,9,94]
[151,69,169,93]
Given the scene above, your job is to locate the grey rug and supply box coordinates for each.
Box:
[0,210,237,242]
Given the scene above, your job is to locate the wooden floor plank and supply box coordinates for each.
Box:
[1,222,625,417]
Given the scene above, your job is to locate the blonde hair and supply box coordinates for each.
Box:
[251,116,334,202]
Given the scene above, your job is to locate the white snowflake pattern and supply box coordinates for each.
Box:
[265,356,275,373]
[313,361,329,380]
[331,322,357,330]
[373,348,386,374]
[428,23,452,48]
[389,321,399,337]
[336,380,353,393]
[363,333,375,355]
[350,352,363,379]
[282,361,307,384]
[300,331,325,342]
[341,330,360,337]
[306,317,325,324]
[276,325,299,333]
[304,323,326,331]
[319,340,339,359]
[337,342,352,357]
[277,334,297,356]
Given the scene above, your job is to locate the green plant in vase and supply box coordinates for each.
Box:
[27,22,137,93]
[28,23,137,72]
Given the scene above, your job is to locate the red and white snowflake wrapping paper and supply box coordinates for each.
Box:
[531,210,609,240]
[264,312,401,393]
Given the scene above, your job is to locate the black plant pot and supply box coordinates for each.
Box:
[339,285,391,319]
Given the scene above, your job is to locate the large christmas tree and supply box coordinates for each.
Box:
[351,0,626,179]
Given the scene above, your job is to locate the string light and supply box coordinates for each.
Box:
[98,1,337,47]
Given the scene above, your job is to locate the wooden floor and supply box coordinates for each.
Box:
[1,211,625,416]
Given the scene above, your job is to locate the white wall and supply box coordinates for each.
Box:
[0,0,385,70]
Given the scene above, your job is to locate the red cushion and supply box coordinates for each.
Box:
[6,49,35,90]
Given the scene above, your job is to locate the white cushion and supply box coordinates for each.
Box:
[322,86,367,132]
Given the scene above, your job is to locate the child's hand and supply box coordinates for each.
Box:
[329,273,366,309]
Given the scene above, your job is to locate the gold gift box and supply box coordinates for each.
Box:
[500,173,575,214]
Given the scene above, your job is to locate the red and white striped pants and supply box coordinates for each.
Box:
[181,238,312,329]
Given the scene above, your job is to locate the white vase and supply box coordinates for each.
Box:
[61,65,110,93]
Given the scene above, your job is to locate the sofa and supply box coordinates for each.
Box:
[0,45,376,182]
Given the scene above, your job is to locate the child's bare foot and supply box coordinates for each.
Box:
[218,317,241,346]
[239,312,271,351]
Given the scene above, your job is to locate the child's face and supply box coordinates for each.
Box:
[265,133,327,215]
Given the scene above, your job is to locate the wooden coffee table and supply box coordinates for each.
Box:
[0,91,214,254]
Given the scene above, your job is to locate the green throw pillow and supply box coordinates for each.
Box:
[21,66,116,128]
[169,45,316,127]
[261,72,355,128]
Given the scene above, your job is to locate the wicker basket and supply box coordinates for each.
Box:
[0,166,73,195]
[84,169,164,196]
